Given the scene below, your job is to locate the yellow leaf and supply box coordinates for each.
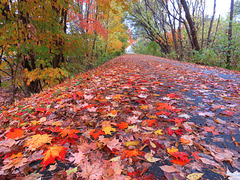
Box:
[25,134,52,150]
[139,105,149,110]
[167,147,178,155]
[187,173,204,180]
[102,126,116,135]
[52,121,62,126]
[125,141,140,147]
[31,120,40,125]
[11,152,23,159]
[150,141,156,148]
[155,129,163,136]
[110,156,121,162]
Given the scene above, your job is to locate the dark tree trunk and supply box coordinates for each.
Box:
[226,0,234,69]
[181,0,200,51]
[206,0,216,46]
[211,15,221,48]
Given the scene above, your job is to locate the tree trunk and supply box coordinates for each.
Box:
[181,0,200,51]
[206,0,216,46]
[226,0,234,69]
[201,1,205,49]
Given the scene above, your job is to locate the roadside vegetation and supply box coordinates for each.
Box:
[130,0,240,70]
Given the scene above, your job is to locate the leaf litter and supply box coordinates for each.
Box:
[0,54,239,179]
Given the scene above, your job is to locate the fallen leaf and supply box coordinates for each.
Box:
[180,138,191,145]
[199,157,219,166]
[79,158,104,180]
[187,173,204,180]
[66,167,78,176]
[167,147,179,155]
[160,165,179,173]
[102,126,116,135]
[25,134,53,150]
[121,149,144,160]
[155,129,163,136]
[116,121,128,129]
[171,152,191,166]
[68,150,84,164]
[126,141,140,147]
[145,152,161,162]
[89,129,105,139]
[58,128,80,138]
[41,145,67,170]
[6,128,24,139]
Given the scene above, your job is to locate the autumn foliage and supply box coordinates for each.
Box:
[0,55,239,179]
[0,0,133,95]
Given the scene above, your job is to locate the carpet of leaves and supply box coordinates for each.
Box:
[0,55,240,180]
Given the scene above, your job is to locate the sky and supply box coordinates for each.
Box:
[206,0,231,17]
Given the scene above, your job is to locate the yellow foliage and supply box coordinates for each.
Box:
[25,67,68,87]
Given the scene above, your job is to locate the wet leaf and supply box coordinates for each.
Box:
[187,173,204,180]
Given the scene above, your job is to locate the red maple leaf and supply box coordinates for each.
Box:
[167,93,180,99]
[89,129,105,140]
[167,127,184,136]
[171,151,191,166]
[169,118,185,125]
[116,121,128,129]
[41,146,67,170]
[155,111,171,116]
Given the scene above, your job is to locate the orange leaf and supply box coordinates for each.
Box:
[89,129,105,139]
[180,138,191,145]
[24,134,53,150]
[121,149,144,160]
[6,128,24,139]
[41,146,67,170]
[141,119,157,127]
[116,121,128,129]
[58,128,80,138]
[156,103,175,111]
[110,109,117,115]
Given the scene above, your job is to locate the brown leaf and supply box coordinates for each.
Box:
[160,165,180,173]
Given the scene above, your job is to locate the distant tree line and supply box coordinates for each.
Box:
[130,0,239,70]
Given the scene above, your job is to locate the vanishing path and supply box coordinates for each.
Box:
[0,54,239,179]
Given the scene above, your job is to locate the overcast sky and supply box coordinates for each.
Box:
[206,0,231,17]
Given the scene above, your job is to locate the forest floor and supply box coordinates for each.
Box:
[0,54,240,180]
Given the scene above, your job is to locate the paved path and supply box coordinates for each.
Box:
[0,54,239,179]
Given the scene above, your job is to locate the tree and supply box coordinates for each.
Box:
[0,0,134,97]
[180,0,200,51]
[226,0,235,69]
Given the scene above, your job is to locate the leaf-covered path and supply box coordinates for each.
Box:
[0,55,240,179]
